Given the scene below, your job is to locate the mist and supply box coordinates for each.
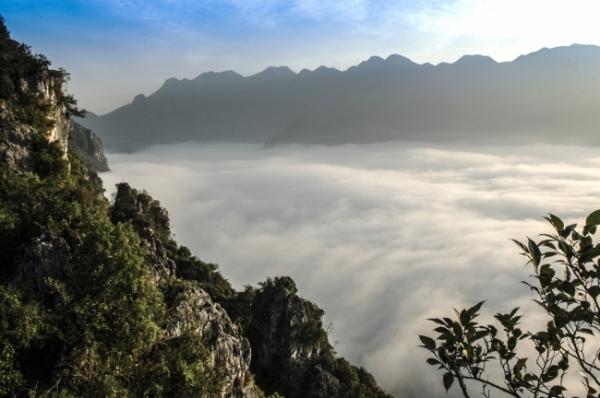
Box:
[102,142,600,397]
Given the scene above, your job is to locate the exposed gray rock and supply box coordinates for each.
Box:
[0,73,72,172]
[0,110,37,170]
[36,73,71,157]
[166,286,260,398]
[13,233,73,306]
[110,182,176,279]
[247,277,392,398]
[110,183,261,397]
[69,121,109,172]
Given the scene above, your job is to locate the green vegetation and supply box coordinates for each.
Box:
[0,16,224,396]
[0,16,82,134]
[422,211,600,397]
[0,144,227,396]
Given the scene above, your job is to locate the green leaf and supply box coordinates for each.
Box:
[589,286,600,298]
[539,264,555,287]
[528,238,541,266]
[419,335,436,351]
[559,281,575,296]
[428,318,446,326]
[586,210,600,227]
[443,372,454,391]
[512,239,527,252]
[549,385,566,397]
[467,301,485,317]
[541,365,560,382]
[547,214,564,232]
[426,358,441,366]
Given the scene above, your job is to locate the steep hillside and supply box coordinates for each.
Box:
[80,44,600,151]
[0,17,390,398]
[69,121,109,172]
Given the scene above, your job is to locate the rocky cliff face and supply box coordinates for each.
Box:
[37,72,71,155]
[0,72,72,172]
[69,121,109,172]
[246,277,392,398]
[110,183,261,397]
[0,101,38,171]
[109,183,392,397]
[165,286,259,398]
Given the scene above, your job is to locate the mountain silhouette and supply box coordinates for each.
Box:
[78,44,600,151]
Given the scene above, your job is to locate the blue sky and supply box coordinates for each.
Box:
[4,0,600,113]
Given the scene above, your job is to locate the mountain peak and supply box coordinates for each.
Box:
[352,54,416,71]
[252,66,296,79]
[132,93,146,104]
[193,70,243,82]
[385,54,416,65]
[453,54,497,65]
[358,55,385,68]
[159,77,181,91]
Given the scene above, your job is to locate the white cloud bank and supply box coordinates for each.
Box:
[102,142,600,397]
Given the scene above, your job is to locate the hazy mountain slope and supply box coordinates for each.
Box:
[80,44,600,151]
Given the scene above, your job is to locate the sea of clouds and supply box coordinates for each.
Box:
[102,142,600,397]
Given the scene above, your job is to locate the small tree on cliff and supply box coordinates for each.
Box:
[421,210,600,397]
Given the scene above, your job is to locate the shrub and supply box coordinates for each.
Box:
[421,210,600,397]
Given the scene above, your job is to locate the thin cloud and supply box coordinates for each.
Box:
[408,0,600,60]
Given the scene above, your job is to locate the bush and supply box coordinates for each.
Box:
[421,210,600,397]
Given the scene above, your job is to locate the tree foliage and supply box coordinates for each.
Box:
[421,211,600,397]
[0,16,83,134]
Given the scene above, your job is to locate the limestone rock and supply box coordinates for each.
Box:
[110,183,176,279]
[36,73,71,156]
[0,72,72,172]
[247,277,392,398]
[69,121,109,172]
[166,286,260,398]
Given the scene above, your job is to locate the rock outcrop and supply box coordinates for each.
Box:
[69,121,109,172]
[37,72,71,155]
[0,72,72,172]
[166,286,260,398]
[0,104,38,171]
[110,182,261,397]
[110,182,177,279]
[246,277,392,398]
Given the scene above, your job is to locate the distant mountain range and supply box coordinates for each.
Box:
[79,44,600,151]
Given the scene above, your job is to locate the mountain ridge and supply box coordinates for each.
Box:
[78,43,600,152]
[105,42,600,110]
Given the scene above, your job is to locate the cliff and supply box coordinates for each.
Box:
[69,121,109,172]
[0,16,390,397]
[0,70,72,171]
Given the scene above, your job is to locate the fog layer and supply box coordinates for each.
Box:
[103,142,600,397]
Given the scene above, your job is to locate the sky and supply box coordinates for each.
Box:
[102,141,600,397]
[4,0,600,113]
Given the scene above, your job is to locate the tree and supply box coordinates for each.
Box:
[421,210,600,398]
